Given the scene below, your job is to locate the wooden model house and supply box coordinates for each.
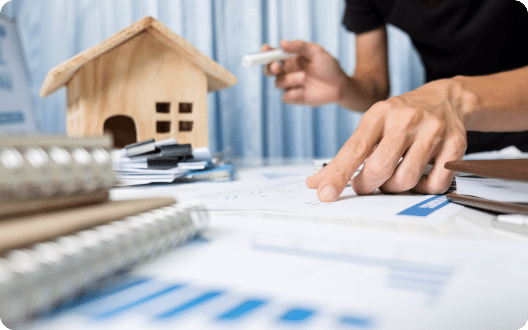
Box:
[39,16,237,149]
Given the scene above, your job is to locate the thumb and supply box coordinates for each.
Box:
[280,39,317,58]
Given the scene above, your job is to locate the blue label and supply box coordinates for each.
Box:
[0,111,24,125]
[397,195,450,217]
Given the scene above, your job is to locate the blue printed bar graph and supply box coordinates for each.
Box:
[217,299,268,321]
[339,315,373,328]
[253,243,453,277]
[98,284,185,319]
[279,308,316,323]
[55,277,377,329]
[253,243,453,297]
[388,274,447,286]
[51,277,150,315]
[157,291,225,319]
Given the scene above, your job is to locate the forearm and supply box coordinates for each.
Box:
[337,73,390,112]
[451,65,528,132]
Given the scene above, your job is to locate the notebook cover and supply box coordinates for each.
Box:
[446,193,528,215]
[0,196,176,254]
[444,159,528,182]
[0,190,109,220]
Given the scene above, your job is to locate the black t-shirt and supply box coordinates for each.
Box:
[342,0,528,153]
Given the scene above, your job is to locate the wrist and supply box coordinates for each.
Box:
[337,76,378,112]
[336,74,353,107]
[447,76,482,130]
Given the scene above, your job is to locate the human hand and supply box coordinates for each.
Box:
[262,40,349,106]
[306,79,470,201]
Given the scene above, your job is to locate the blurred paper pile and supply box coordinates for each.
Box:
[112,138,234,186]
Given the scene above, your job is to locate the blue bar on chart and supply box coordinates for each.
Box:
[279,308,316,324]
[51,276,151,315]
[157,291,225,319]
[97,284,185,319]
[339,315,373,328]
[397,195,450,217]
[217,299,268,321]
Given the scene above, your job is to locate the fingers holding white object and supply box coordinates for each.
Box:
[257,40,348,106]
[243,48,291,68]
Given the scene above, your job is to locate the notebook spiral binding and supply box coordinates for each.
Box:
[0,200,208,326]
[0,137,115,202]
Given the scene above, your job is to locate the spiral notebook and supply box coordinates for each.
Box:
[0,196,209,326]
[0,135,116,218]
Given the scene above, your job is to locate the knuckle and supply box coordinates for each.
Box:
[342,137,370,160]
[392,169,421,192]
[370,100,391,114]
[359,108,383,128]
[428,117,447,136]
[326,164,353,184]
[363,158,393,183]
[447,133,467,155]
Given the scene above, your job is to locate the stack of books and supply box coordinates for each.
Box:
[112,138,234,185]
[0,135,208,327]
[446,158,528,215]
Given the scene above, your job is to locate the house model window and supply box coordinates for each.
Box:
[156,102,171,113]
[179,103,193,113]
[179,121,193,132]
[157,121,171,133]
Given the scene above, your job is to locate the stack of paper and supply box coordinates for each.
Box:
[112,138,232,186]
[445,147,528,215]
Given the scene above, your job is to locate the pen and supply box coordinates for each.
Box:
[242,49,292,67]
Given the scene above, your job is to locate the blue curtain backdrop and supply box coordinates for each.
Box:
[1,0,424,159]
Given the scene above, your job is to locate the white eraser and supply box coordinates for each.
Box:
[242,49,292,67]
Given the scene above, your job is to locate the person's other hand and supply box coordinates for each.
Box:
[262,40,349,107]
[306,79,471,201]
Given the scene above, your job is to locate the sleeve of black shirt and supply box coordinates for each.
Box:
[342,0,385,34]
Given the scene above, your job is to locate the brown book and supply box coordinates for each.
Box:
[445,159,528,182]
[444,159,528,215]
[445,193,528,215]
[0,196,176,254]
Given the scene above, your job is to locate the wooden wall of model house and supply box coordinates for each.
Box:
[65,31,209,149]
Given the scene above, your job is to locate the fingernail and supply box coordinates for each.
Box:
[319,185,338,202]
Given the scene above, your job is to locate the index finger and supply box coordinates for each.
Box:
[307,115,384,202]
[280,39,317,58]
[261,45,282,76]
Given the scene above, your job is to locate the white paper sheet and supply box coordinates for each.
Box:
[27,211,528,330]
[462,146,528,160]
[456,176,528,202]
[112,164,463,226]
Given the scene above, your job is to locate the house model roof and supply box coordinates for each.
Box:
[39,16,237,97]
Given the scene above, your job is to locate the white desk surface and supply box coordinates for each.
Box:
[28,162,528,330]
